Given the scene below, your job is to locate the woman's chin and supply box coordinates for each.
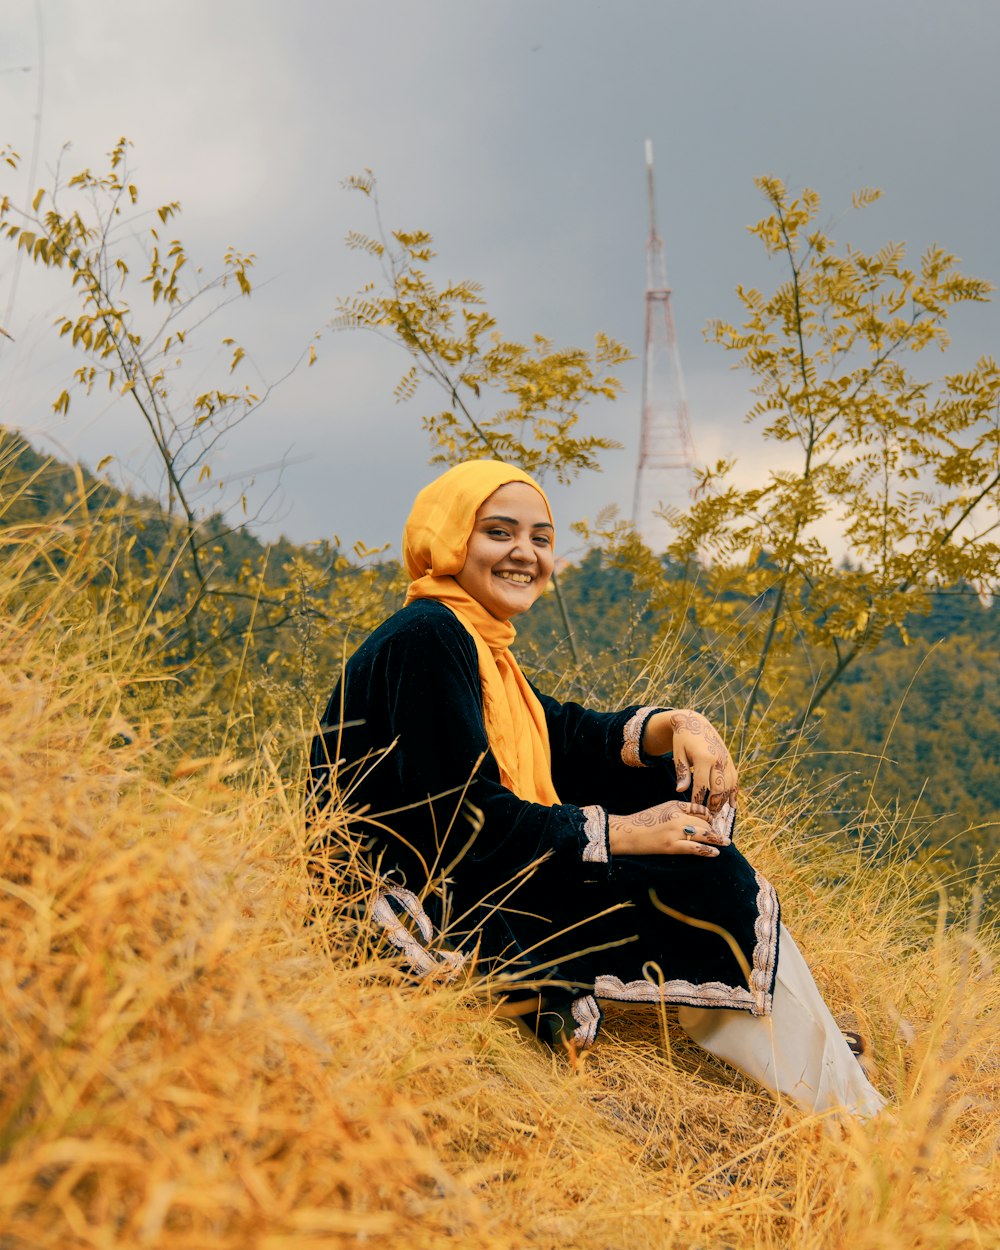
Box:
[486,591,538,620]
[486,580,542,617]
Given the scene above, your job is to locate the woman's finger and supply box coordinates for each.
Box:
[684,824,726,845]
[721,779,737,811]
[679,801,712,819]
[674,751,692,794]
[680,840,720,857]
[706,755,737,812]
[691,761,713,807]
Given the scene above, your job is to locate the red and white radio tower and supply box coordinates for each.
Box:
[631,139,696,551]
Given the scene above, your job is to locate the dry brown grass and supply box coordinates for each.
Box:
[1,510,998,1249]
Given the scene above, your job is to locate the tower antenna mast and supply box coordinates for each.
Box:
[631,139,696,550]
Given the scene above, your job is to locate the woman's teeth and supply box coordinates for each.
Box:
[495,572,532,583]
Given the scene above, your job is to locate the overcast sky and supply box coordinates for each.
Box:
[2,0,998,559]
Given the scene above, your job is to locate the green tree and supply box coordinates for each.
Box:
[661,178,1000,743]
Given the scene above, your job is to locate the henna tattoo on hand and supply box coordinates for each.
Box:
[630,808,660,828]
[631,800,689,828]
[670,709,738,811]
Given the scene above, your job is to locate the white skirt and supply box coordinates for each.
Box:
[677,925,887,1119]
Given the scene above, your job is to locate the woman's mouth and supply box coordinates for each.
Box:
[494,571,533,584]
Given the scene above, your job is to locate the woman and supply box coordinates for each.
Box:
[311,460,885,1119]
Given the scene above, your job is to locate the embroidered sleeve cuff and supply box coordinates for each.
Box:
[620,705,669,767]
[580,804,610,864]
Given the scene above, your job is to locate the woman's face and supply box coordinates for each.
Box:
[455,481,555,620]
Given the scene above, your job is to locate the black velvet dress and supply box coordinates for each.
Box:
[310,600,779,1040]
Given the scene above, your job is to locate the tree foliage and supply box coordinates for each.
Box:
[660,178,1000,740]
[0,137,309,592]
[818,626,1000,863]
[0,140,392,743]
[334,170,631,485]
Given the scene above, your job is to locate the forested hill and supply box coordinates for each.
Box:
[4,430,996,877]
[518,550,1000,874]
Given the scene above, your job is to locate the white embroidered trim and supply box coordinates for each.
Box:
[593,870,780,1017]
[570,994,602,1048]
[594,973,758,1010]
[580,804,609,864]
[620,706,662,767]
[370,886,467,978]
[748,869,780,1013]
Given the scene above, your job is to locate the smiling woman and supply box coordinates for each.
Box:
[310,460,886,1121]
[454,482,555,619]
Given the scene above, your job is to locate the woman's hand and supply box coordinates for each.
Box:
[608,800,726,857]
[642,709,739,820]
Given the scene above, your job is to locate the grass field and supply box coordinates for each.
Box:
[1,504,998,1249]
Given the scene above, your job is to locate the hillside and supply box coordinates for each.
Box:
[5,429,998,869]
[1,432,999,1247]
[519,552,1000,884]
[5,427,998,884]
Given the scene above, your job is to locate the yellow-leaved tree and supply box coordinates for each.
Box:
[334,170,633,658]
[628,178,999,745]
[0,137,276,593]
[334,170,632,483]
[0,139,396,748]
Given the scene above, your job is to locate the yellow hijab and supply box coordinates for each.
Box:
[403,460,560,806]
